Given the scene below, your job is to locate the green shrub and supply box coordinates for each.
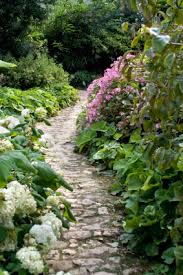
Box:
[45,0,141,75]
[48,83,79,108]
[2,53,68,89]
[0,87,59,118]
[76,0,183,273]
[70,70,99,88]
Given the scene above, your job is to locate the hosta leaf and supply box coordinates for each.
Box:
[162,247,175,264]
[33,161,73,191]
[0,151,34,182]
[145,242,159,256]
[126,173,144,191]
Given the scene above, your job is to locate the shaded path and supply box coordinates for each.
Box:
[38,91,147,275]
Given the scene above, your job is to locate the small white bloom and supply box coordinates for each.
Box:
[4,116,20,129]
[30,224,57,245]
[0,229,17,252]
[35,107,47,120]
[0,126,10,134]
[16,246,44,274]
[40,212,62,239]
[0,139,13,153]
[46,195,60,207]
[0,188,15,228]
[39,134,54,148]
[21,108,30,118]
[7,181,37,216]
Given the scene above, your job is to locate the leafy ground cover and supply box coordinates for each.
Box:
[76,1,183,274]
[0,62,78,274]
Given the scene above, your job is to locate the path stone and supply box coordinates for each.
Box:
[38,91,149,274]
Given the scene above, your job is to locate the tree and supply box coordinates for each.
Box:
[0,0,56,56]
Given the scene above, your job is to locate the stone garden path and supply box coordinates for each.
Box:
[38,91,147,275]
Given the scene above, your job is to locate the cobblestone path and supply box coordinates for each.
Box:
[38,92,147,275]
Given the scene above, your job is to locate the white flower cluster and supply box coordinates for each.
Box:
[0,126,10,134]
[30,224,57,245]
[0,188,15,228]
[0,229,17,252]
[7,181,37,217]
[0,181,37,230]
[21,108,31,118]
[35,107,47,120]
[39,133,54,148]
[0,139,13,153]
[40,212,62,239]
[16,246,44,274]
[46,195,60,207]
[0,116,20,129]
[30,212,62,245]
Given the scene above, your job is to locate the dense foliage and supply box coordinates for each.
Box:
[0,59,78,273]
[45,0,142,86]
[76,0,183,273]
[0,0,56,57]
[1,54,68,90]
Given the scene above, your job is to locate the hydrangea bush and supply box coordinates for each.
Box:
[0,110,75,273]
[76,0,183,273]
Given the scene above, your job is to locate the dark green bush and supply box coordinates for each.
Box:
[2,53,68,89]
[0,0,56,57]
[70,70,99,88]
[45,0,141,75]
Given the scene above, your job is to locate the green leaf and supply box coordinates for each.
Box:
[145,242,159,256]
[126,173,144,191]
[164,53,175,68]
[162,247,175,264]
[152,35,170,53]
[130,0,138,11]
[122,22,129,32]
[64,205,76,222]
[0,60,16,69]
[174,246,183,260]
[129,129,141,144]
[33,161,73,191]
[131,35,140,48]
[0,226,7,241]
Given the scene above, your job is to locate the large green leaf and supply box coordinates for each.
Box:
[0,151,35,183]
[0,60,16,69]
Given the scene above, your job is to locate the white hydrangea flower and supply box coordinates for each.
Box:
[0,139,13,153]
[16,246,44,274]
[39,134,54,148]
[40,212,62,239]
[2,271,9,275]
[21,108,31,118]
[46,195,60,207]
[35,107,47,120]
[0,126,10,134]
[0,229,17,252]
[7,181,37,217]
[30,224,57,245]
[0,188,15,228]
[4,116,20,129]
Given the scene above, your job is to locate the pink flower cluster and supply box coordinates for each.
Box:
[87,57,123,123]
